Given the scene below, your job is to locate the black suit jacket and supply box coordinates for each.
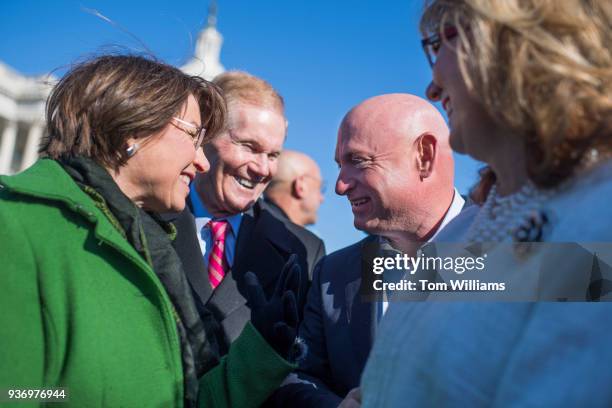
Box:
[260,197,294,225]
[169,197,326,354]
[270,236,377,408]
[271,196,468,407]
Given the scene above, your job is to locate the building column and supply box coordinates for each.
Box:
[0,121,17,175]
[21,122,44,171]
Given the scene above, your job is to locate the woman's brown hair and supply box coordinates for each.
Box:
[42,54,227,169]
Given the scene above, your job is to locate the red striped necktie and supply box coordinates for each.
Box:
[207,219,229,289]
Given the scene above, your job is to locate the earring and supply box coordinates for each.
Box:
[126,143,139,157]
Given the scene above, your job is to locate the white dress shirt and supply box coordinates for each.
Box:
[377,188,465,319]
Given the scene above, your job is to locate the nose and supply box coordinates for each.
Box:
[193,148,210,174]
[426,80,442,102]
[335,167,354,196]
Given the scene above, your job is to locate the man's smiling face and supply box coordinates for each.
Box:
[196,102,286,217]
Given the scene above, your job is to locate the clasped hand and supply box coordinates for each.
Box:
[245,254,301,359]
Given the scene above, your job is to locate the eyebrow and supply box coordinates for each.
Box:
[339,149,368,163]
[335,145,352,163]
[230,133,280,154]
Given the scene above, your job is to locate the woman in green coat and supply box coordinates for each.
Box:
[0,55,301,407]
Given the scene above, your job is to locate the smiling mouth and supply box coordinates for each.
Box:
[350,197,370,208]
[234,176,258,190]
[179,174,192,186]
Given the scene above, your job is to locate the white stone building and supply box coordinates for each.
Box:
[0,63,53,175]
[0,3,224,175]
[182,1,225,80]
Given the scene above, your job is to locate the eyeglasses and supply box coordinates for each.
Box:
[171,117,207,150]
[421,25,459,67]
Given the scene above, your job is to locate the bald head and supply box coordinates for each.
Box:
[265,150,324,226]
[340,93,450,154]
[274,150,321,184]
[335,93,455,250]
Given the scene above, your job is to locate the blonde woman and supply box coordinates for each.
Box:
[360,0,612,406]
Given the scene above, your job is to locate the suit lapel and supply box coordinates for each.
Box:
[233,203,296,291]
[204,267,244,317]
[347,237,377,370]
[202,209,252,316]
[170,206,213,307]
[207,203,293,321]
[232,206,255,279]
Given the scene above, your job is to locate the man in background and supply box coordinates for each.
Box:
[264,150,325,227]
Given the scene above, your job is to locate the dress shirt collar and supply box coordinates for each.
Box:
[189,183,243,235]
[378,187,465,247]
[429,188,464,242]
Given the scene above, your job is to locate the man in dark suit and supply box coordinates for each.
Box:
[171,71,325,354]
[272,94,464,407]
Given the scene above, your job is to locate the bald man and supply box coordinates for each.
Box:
[271,94,464,408]
[264,150,325,226]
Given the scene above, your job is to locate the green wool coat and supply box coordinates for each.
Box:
[0,159,293,407]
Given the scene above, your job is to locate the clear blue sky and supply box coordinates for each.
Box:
[0,0,481,252]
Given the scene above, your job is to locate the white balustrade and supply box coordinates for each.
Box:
[0,121,17,175]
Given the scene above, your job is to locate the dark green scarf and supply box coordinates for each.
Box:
[60,156,220,407]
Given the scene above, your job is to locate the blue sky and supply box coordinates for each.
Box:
[0,0,481,252]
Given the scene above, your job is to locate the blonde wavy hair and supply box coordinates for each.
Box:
[213,70,285,115]
[421,0,612,189]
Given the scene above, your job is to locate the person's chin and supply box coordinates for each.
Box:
[225,196,256,214]
[163,196,185,213]
[170,184,190,212]
[353,216,370,232]
[356,214,386,236]
[170,201,186,213]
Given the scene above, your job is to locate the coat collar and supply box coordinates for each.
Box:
[0,159,152,273]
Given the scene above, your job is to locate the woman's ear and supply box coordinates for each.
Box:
[415,133,437,180]
[126,143,139,157]
[124,136,141,158]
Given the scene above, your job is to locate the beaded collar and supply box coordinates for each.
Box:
[465,182,554,243]
[464,150,612,243]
